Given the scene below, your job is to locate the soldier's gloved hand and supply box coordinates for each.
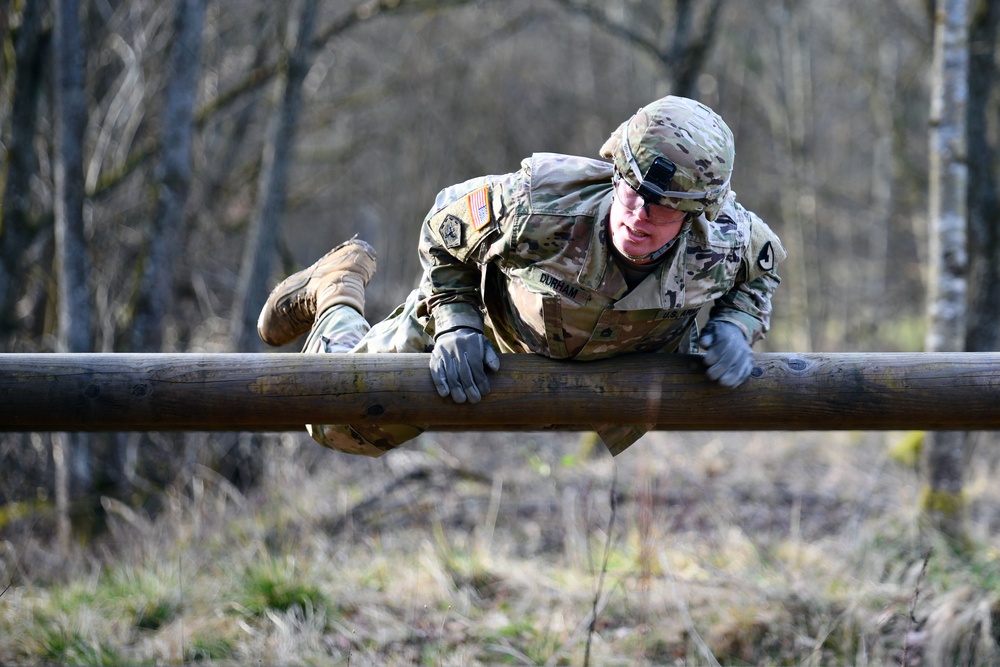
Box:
[430,327,501,404]
[699,320,753,388]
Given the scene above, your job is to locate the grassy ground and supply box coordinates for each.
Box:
[1,429,999,666]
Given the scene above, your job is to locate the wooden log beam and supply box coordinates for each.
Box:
[0,352,998,432]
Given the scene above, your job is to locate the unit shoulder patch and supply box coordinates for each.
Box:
[745,215,786,281]
[428,184,499,262]
[757,241,775,272]
[438,215,463,249]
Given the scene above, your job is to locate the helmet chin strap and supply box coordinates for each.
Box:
[615,237,676,265]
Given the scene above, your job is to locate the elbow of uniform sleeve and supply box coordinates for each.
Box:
[432,301,485,337]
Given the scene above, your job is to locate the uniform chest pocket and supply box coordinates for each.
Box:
[504,275,570,359]
[683,248,742,307]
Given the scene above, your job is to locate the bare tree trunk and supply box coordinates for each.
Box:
[755,0,815,352]
[53,0,91,353]
[951,0,1000,552]
[51,433,70,550]
[922,0,970,547]
[548,0,724,96]
[231,0,321,353]
[53,0,93,547]
[119,0,207,508]
[131,0,207,352]
[965,0,1000,353]
[1,0,49,339]
[224,0,321,493]
[668,0,725,98]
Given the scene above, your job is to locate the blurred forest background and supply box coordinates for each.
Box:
[2,0,1000,664]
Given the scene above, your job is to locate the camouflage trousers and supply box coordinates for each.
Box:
[303,290,658,458]
[303,289,433,457]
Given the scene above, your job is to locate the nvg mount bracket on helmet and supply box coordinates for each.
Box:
[620,113,732,207]
[638,157,677,203]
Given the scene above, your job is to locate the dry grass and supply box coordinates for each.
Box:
[2,428,1000,665]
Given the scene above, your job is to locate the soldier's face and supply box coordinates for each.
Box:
[609,179,686,263]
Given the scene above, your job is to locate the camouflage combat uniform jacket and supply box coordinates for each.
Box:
[416,153,784,453]
[313,152,784,457]
[422,153,782,357]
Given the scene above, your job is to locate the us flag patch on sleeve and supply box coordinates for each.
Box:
[467,186,491,231]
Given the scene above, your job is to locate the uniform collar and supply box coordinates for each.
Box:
[578,192,620,293]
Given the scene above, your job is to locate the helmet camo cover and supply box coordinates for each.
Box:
[600,96,735,221]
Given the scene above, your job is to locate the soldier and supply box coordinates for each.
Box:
[257,95,785,457]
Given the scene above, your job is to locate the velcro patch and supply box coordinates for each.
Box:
[467,186,491,230]
[530,268,589,306]
[746,216,786,281]
[438,215,463,249]
[427,184,499,262]
[757,241,774,272]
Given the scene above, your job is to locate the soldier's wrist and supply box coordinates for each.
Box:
[707,315,754,343]
[433,302,484,337]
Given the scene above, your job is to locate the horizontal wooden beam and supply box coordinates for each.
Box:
[0,352,998,432]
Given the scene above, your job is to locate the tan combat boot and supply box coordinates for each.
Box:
[257,237,377,347]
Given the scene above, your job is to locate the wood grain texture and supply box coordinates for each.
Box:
[0,352,998,431]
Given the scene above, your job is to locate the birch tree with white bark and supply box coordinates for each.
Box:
[922,0,970,546]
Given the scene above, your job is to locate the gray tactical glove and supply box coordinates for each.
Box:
[430,327,501,404]
[699,320,753,388]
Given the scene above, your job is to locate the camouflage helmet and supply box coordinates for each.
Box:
[600,96,735,221]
